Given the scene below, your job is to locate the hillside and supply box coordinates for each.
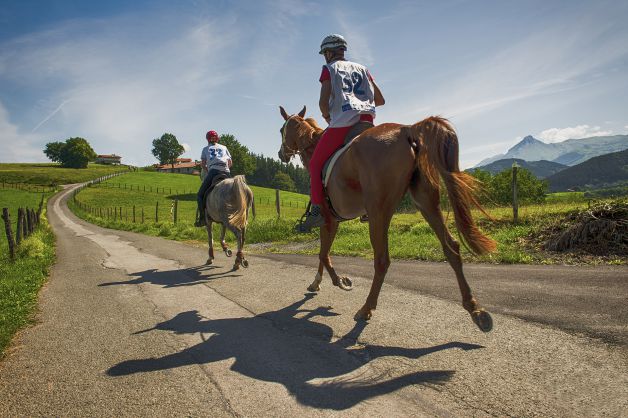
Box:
[546,149,628,192]
[475,134,628,167]
[474,158,567,178]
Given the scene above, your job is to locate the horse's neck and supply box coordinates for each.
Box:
[299,129,322,171]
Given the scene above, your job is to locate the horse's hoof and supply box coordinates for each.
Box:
[205,258,213,265]
[232,263,240,271]
[354,306,372,321]
[241,259,249,268]
[307,284,320,292]
[335,276,352,291]
[225,249,233,257]
[471,310,493,333]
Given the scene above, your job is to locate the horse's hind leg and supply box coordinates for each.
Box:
[220,224,232,257]
[225,224,244,270]
[410,181,492,332]
[205,221,214,265]
[355,207,393,321]
[318,220,352,291]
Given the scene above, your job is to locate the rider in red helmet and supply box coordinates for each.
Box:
[297,34,385,232]
[195,130,233,226]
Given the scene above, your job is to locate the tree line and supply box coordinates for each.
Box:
[44,134,548,204]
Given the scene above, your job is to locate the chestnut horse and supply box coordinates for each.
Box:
[278,106,496,332]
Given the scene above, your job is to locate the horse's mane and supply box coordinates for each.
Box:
[303,118,324,134]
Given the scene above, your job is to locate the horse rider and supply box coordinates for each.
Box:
[297,34,386,232]
[195,130,232,227]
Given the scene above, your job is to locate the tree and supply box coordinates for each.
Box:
[43,137,96,168]
[218,134,256,176]
[468,167,548,205]
[272,172,296,191]
[43,141,65,163]
[152,133,185,169]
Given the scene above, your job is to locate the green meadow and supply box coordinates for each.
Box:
[69,170,622,265]
[0,163,130,186]
[0,188,55,356]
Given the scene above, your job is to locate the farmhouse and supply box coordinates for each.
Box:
[96,154,122,165]
[156,158,200,175]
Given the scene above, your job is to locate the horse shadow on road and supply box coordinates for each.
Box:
[107,293,483,410]
[98,265,241,289]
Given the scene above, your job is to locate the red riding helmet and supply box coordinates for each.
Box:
[206,130,219,142]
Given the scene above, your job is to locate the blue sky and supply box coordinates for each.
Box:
[1,0,627,168]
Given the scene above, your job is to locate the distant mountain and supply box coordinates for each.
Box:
[474,134,628,167]
[545,148,628,192]
[473,158,568,178]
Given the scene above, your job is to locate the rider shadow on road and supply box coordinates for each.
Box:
[108,293,483,410]
[98,265,242,289]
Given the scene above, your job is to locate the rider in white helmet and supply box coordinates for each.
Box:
[298,34,385,232]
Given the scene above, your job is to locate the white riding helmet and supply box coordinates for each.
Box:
[319,34,348,54]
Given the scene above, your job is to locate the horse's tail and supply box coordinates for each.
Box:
[409,116,496,255]
[229,175,251,229]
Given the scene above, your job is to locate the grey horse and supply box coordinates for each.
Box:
[204,175,255,270]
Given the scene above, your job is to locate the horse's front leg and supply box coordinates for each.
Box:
[220,224,232,257]
[319,220,352,291]
[307,261,324,292]
[205,221,214,265]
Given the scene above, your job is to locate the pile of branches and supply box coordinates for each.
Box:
[543,199,627,255]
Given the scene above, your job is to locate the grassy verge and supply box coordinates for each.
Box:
[68,171,625,265]
[0,163,131,186]
[0,189,55,357]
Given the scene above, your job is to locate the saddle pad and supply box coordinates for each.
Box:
[323,142,351,188]
[322,121,373,188]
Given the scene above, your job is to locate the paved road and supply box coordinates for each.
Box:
[0,185,626,417]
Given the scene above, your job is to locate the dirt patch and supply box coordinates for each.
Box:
[528,199,627,261]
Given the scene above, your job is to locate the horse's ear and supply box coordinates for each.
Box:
[279,106,289,121]
[298,105,306,118]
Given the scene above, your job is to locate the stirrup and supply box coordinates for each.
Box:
[295,201,323,233]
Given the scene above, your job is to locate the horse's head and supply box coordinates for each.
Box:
[277,105,307,163]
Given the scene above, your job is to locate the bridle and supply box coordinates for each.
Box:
[280,115,299,159]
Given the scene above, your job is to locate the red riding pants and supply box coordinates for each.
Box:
[309,126,352,205]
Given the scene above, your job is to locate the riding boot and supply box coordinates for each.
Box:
[296,204,325,233]
[195,208,206,227]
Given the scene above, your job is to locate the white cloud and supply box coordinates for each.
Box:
[538,125,613,143]
[0,101,48,162]
[181,143,191,153]
[334,9,374,66]
[0,13,238,166]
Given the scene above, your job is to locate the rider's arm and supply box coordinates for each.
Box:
[227,159,232,169]
[319,79,332,124]
[372,80,385,107]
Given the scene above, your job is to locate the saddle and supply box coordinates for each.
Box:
[202,173,230,221]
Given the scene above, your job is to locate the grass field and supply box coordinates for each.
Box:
[0,163,131,186]
[0,189,55,357]
[69,171,624,265]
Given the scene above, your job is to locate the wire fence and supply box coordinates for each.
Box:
[0,182,56,193]
[86,181,310,209]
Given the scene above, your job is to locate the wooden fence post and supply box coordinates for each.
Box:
[512,162,519,224]
[155,201,159,223]
[141,207,144,224]
[16,208,23,245]
[275,189,281,218]
[1,208,15,260]
[174,199,178,224]
[133,205,136,223]
[26,209,33,235]
[21,209,28,238]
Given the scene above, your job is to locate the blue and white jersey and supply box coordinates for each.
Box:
[326,60,375,128]
[201,143,231,172]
